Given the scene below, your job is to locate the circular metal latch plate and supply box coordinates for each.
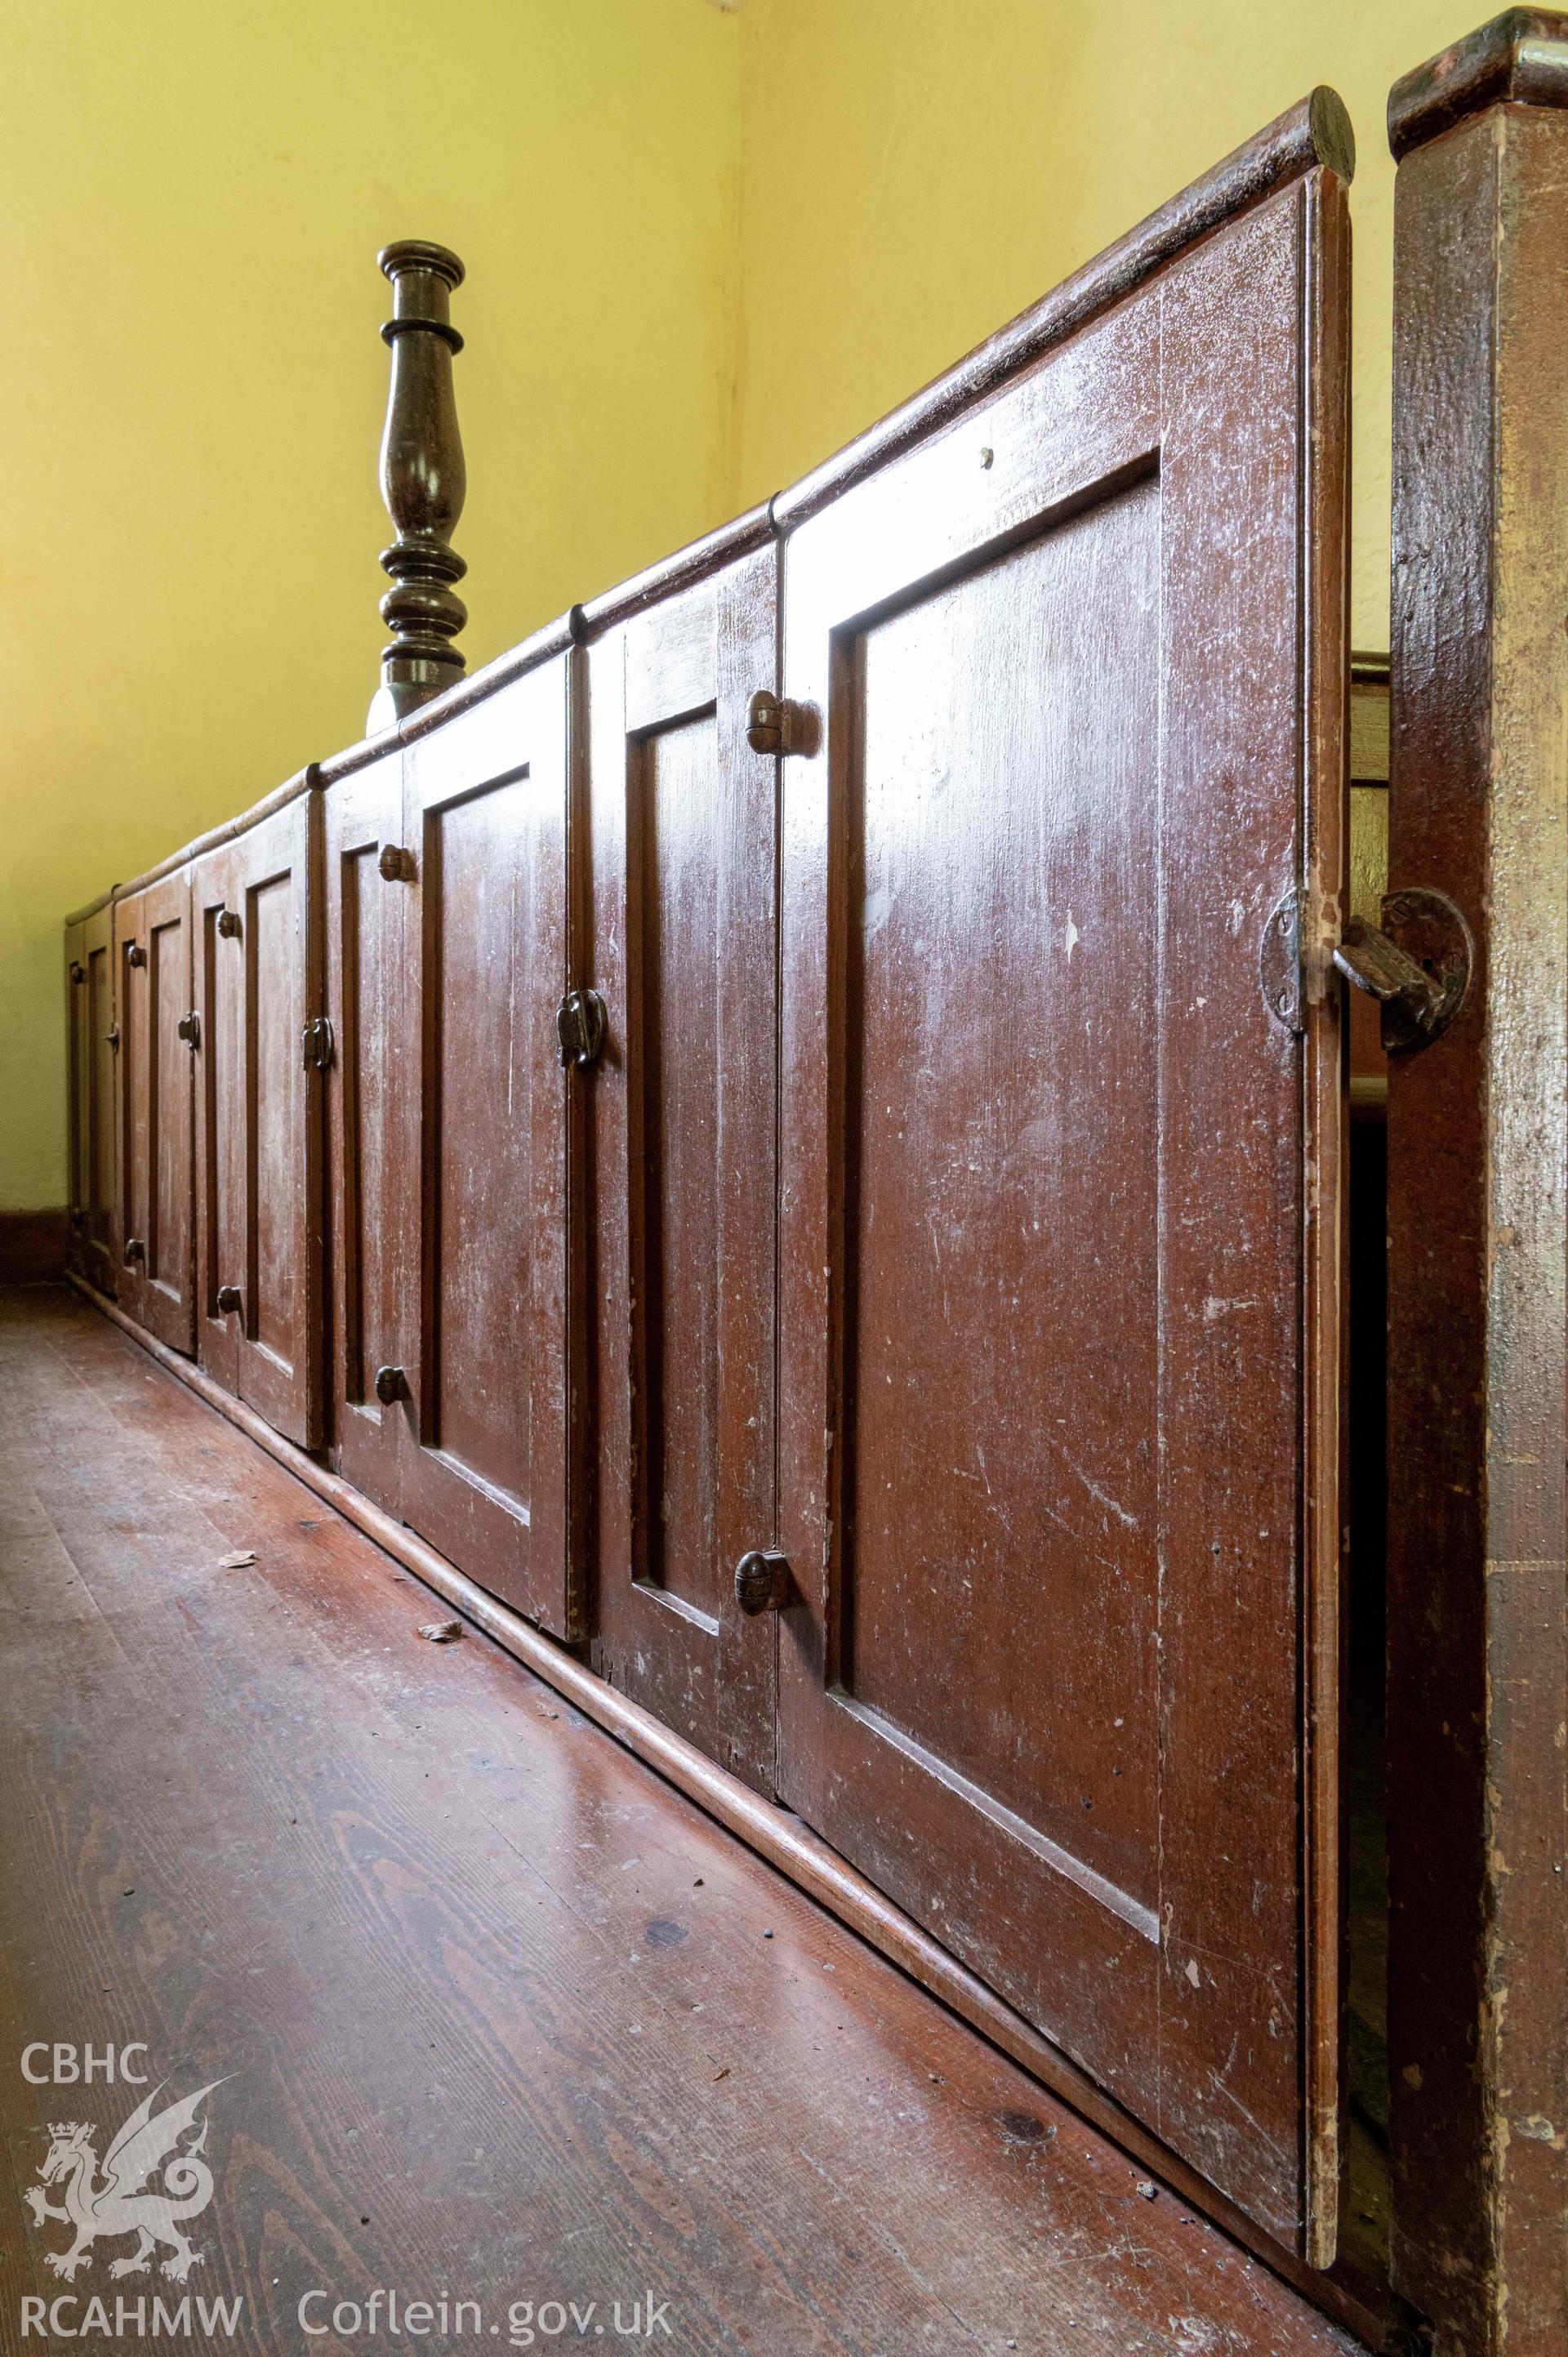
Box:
[1379,887,1473,1053]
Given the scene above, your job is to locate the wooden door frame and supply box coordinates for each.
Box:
[1386,16,1568,2354]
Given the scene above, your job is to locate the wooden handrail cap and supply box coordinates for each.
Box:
[1306,85,1356,181]
[1389,7,1568,159]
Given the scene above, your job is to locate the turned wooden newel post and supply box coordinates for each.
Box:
[368,239,468,732]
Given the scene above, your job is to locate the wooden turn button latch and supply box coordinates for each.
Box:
[746,691,813,757]
[733,1549,793,1616]
[555,987,608,1072]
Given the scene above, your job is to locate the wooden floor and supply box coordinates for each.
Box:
[0,1286,1360,2357]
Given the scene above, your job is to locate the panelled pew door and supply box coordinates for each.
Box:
[192,795,323,1446]
[65,906,117,1295]
[325,751,405,1513]
[585,546,780,1794]
[776,172,1349,2254]
[114,872,196,1353]
[395,662,574,1633]
[83,909,118,1295]
[65,920,87,1275]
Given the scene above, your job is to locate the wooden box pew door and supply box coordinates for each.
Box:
[65,905,117,1294]
[323,749,406,1512]
[113,871,196,1352]
[390,660,574,1634]
[64,920,87,1276]
[775,123,1351,2256]
[190,791,323,1446]
[583,537,780,1794]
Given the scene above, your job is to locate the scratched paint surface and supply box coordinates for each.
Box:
[846,480,1160,1908]
[639,711,724,1624]
[432,772,534,1502]
[774,173,1340,2255]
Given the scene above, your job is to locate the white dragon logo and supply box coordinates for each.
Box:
[24,2080,222,2283]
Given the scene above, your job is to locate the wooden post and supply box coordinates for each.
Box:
[1387,15,1568,2351]
[368,240,467,732]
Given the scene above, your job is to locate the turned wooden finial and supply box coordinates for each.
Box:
[368,239,468,732]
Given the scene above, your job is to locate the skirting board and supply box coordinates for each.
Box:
[66,1271,1392,2351]
[0,1209,69,1282]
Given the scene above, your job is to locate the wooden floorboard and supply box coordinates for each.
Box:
[0,1286,1361,2356]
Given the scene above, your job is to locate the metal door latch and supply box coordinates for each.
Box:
[106,1023,120,1050]
[216,1284,242,1315]
[301,1015,335,1072]
[1334,889,1473,1053]
[125,942,145,968]
[746,690,814,756]
[556,986,607,1071]
[176,1011,200,1050]
[1263,885,1472,1053]
[123,1236,145,1265]
[374,1365,410,1406]
[733,1549,793,1616]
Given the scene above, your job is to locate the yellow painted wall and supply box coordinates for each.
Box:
[4,1,1477,1210]
[730,0,1465,652]
[2,0,738,1208]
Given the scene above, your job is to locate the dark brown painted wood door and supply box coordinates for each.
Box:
[114,871,196,1353]
[585,547,779,1793]
[323,751,405,1511]
[393,662,573,1633]
[65,921,88,1279]
[192,851,240,1402]
[776,174,1348,2255]
[192,795,323,1446]
[65,908,117,1295]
